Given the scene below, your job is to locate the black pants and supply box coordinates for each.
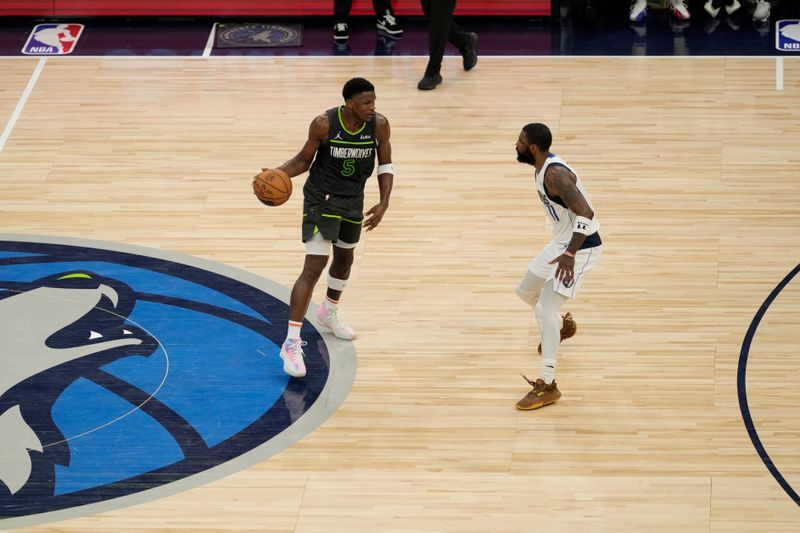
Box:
[420,0,470,76]
[334,0,394,22]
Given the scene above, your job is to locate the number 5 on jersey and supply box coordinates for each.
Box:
[341,159,355,177]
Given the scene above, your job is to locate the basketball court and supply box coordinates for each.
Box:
[0,2,799,531]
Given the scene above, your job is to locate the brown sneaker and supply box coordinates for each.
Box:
[537,312,577,354]
[516,374,561,410]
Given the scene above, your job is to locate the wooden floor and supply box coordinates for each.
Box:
[1,54,799,531]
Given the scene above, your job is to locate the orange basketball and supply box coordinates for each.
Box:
[252,168,292,206]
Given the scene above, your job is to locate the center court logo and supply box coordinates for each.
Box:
[0,235,355,528]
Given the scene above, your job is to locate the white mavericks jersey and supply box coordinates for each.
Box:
[535,154,601,248]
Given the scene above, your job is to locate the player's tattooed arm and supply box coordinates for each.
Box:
[544,165,596,281]
[545,166,594,220]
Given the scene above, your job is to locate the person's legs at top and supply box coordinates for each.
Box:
[333,0,352,44]
[445,16,477,71]
[417,0,452,89]
[374,0,403,36]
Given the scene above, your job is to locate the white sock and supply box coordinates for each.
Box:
[541,357,556,384]
[286,320,302,341]
[535,280,568,384]
[323,296,339,310]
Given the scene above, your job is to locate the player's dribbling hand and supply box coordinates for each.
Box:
[363,202,388,232]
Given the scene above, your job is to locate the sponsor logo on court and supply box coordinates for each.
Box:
[0,236,354,528]
[776,20,800,51]
[22,24,84,55]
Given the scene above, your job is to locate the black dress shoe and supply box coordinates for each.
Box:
[417,73,442,90]
[461,32,478,71]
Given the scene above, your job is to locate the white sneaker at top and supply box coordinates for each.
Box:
[753,0,770,22]
[670,0,692,19]
[629,0,648,22]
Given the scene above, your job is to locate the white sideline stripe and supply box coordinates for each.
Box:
[203,23,217,58]
[776,56,784,91]
[0,57,46,153]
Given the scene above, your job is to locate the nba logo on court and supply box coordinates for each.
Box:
[775,20,800,51]
[22,24,84,55]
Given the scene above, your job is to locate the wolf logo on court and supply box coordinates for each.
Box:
[0,272,157,497]
[0,237,344,528]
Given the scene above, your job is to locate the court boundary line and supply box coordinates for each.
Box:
[737,262,800,507]
[0,57,46,153]
[202,22,217,57]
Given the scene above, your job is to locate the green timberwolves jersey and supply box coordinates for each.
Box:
[306,106,377,200]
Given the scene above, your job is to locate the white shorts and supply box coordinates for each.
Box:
[527,240,602,298]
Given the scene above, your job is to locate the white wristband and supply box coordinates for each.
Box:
[574,215,598,235]
[377,163,394,175]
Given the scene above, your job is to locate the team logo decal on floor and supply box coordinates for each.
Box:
[0,235,355,527]
[214,23,303,48]
[776,20,800,51]
[22,24,84,55]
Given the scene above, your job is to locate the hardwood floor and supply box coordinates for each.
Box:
[0,55,798,531]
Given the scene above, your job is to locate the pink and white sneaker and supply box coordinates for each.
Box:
[316,304,357,340]
[670,0,691,20]
[280,338,307,377]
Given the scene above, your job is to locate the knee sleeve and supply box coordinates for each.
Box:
[539,307,562,332]
[516,286,538,306]
[327,273,347,291]
[516,269,545,307]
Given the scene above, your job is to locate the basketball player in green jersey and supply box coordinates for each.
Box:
[261,77,394,378]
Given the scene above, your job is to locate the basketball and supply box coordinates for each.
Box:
[252,168,292,206]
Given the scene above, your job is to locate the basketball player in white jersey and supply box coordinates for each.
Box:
[514,123,602,410]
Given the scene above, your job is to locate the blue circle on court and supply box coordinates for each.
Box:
[0,235,354,526]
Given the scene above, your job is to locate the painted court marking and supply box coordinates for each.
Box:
[737,263,800,506]
[0,57,46,153]
[203,23,217,58]
[0,288,170,456]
